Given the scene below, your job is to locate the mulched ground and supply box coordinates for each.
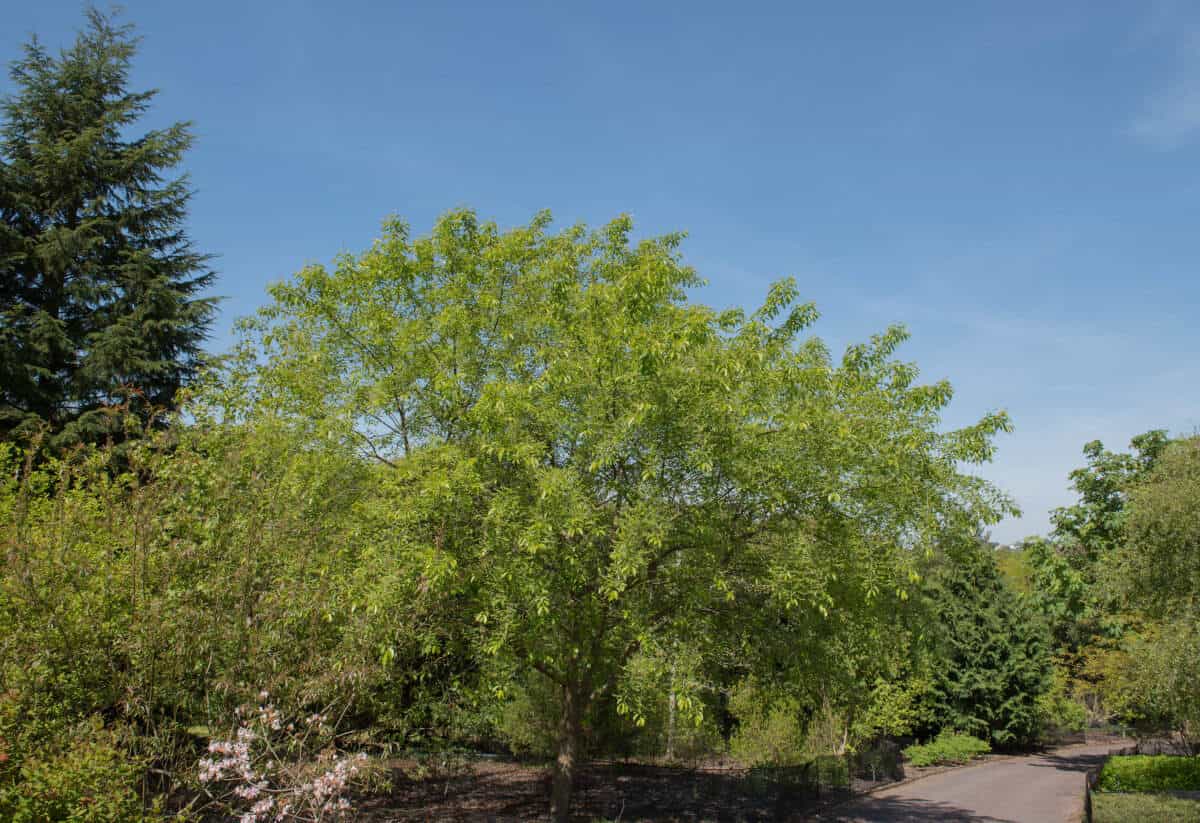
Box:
[359,759,865,822]
[354,735,1133,821]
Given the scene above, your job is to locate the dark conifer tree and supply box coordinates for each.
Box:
[920,538,1052,746]
[0,8,216,445]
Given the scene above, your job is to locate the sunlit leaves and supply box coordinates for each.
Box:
[234,207,1014,771]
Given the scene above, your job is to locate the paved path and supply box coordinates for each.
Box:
[820,741,1124,822]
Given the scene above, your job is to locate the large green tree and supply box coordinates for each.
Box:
[1115,435,1200,617]
[1051,430,1169,576]
[232,209,1013,820]
[1023,430,1169,652]
[0,9,215,444]
[1022,431,1186,732]
[1095,435,1200,747]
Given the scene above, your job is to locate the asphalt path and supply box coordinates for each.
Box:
[819,741,1124,822]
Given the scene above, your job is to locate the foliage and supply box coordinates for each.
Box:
[1024,432,1169,658]
[233,208,1014,818]
[728,675,927,767]
[744,595,942,759]
[1114,437,1200,617]
[1051,435,1200,740]
[1022,535,1091,651]
[1035,667,1087,740]
[494,674,559,759]
[728,682,807,767]
[197,690,373,822]
[0,9,216,445]
[1091,792,1200,823]
[1076,640,1133,724]
[0,711,150,823]
[1050,430,1169,575]
[401,748,474,783]
[0,420,440,809]
[992,545,1032,595]
[1094,618,1200,751]
[920,538,1052,746]
[850,663,938,744]
[902,732,990,767]
[1096,755,1200,793]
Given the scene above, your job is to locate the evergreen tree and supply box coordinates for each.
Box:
[0,8,216,445]
[921,538,1052,746]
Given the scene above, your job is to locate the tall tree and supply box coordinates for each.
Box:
[231,208,1014,820]
[921,538,1051,746]
[1115,435,1200,618]
[1096,436,1200,749]
[1024,430,1170,652]
[1050,430,1169,576]
[0,8,216,445]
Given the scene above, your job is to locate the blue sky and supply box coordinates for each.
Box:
[5,1,1199,541]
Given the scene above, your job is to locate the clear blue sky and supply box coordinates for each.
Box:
[6,1,1199,542]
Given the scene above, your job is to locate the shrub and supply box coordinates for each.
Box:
[1097,755,1200,793]
[902,732,990,767]
[403,748,474,782]
[495,676,559,759]
[0,717,148,823]
[747,755,850,797]
[813,754,850,788]
[197,691,374,821]
[1099,620,1200,752]
[1036,667,1087,741]
[729,683,807,767]
[853,676,937,743]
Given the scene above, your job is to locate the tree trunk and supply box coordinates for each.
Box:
[666,672,677,761]
[551,685,583,823]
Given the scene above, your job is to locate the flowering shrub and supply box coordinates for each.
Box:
[199,692,368,822]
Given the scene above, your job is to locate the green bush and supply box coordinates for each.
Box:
[902,731,990,767]
[813,754,850,788]
[728,683,807,767]
[1036,667,1087,740]
[1097,755,1200,793]
[495,676,559,759]
[0,718,148,823]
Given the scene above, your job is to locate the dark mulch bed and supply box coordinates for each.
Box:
[359,759,869,822]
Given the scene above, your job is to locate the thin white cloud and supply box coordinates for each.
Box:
[1131,29,1200,147]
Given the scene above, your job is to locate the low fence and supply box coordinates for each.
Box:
[574,744,905,820]
[1084,763,1101,822]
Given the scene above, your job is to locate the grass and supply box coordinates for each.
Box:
[1092,792,1200,823]
[1097,755,1200,792]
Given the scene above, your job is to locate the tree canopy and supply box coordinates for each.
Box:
[230,208,1015,818]
[1114,436,1200,618]
[3,6,1196,821]
[0,8,215,445]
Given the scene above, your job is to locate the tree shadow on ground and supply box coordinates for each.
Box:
[817,795,1016,822]
[1025,750,1109,774]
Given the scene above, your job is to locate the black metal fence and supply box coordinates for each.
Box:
[572,743,905,821]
